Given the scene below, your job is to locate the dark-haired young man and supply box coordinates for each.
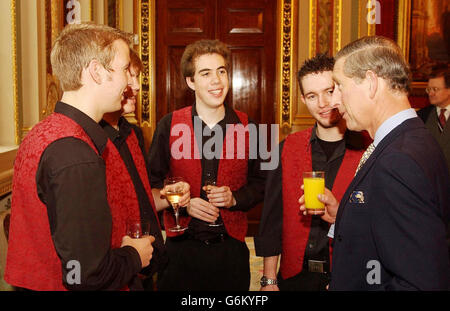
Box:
[254,54,365,291]
[148,39,265,291]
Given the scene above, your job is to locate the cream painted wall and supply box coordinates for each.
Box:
[0,0,16,147]
[19,0,41,132]
[123,0,134,34]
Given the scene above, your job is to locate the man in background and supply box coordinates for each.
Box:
[417,66,450,173]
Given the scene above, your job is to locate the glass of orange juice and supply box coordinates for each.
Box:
[303,171,325,215]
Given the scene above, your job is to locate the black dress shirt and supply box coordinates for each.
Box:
[100,117,168,277]
[148,104,266,240]
[36,102,142,290]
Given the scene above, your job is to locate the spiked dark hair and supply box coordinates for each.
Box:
[297,53,335,95]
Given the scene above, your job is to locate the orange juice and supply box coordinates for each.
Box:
[303,172,325,215]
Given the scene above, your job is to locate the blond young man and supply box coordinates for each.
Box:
[6,23,154,290]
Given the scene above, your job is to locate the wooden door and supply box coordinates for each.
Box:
[156,0,277,235]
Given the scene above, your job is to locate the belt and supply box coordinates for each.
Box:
[202,233,228,245]
[169,232,229,245]
[307,260,329,274]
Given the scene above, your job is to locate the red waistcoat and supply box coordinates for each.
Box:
[165,106,249,242]
[6,113,141,290]
[280,128,363,279]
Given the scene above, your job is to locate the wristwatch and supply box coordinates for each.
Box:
[260,276,278,287]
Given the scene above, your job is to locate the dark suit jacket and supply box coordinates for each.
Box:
[329,117,450,290]
[417,105,450,173]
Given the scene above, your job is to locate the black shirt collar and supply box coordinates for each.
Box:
[54,101,108,154]
[100,116,132,146]
[191,103,241,126]
[309,123,364,150]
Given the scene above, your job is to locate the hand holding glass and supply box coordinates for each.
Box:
[203,180,223,227]
[164,177,188,232]
[126,219,150,239]
[303,171,325,215]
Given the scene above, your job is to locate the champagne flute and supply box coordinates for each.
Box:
[204,180,223,227]
[164,177,188,232]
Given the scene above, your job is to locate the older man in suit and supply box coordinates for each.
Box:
[301,36,450,290]
[417,67,450,173]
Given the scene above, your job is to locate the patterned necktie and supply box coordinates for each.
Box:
[355,143,375,175]
[439,108,447,131]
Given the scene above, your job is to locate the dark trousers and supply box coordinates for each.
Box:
[157,235,250,291]
[278,270,330,291]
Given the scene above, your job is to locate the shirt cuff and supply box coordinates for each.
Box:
[253,236,282,257]
[327,224,335,239]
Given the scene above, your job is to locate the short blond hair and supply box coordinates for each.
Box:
[336,36,411,93]
[51,23,132,91]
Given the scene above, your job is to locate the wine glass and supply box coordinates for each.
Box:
[126,219,150,239]
[164,177,188,232]
[203,180,223,227]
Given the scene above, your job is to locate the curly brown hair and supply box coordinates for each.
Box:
[180,39,231,81]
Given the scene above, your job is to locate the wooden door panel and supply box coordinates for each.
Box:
[156,0,215,122]
[168,47,196,113]
[230,48,262,121]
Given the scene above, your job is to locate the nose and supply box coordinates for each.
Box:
[330,86,342,109]
[126,69,133,86]
[132,75,140,93]
[211,71,222,84]
[318,93,331,108]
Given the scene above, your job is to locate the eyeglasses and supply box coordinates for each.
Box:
[425,87,444,94]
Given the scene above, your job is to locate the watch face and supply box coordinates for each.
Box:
[260,276,267,286]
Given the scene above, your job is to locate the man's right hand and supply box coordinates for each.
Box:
[187,197,220,223]
[299,186,339,224]
[121,235,155,268]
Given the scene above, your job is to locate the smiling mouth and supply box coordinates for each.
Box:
[319,108,338,117]
[209,89,223,97]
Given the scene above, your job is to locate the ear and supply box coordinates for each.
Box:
[87,59,103,85]
[300,94,306,105]
[186,76,195,91]
[365,70,378,99]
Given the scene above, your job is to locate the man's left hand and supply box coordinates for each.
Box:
[205,185,236,208]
